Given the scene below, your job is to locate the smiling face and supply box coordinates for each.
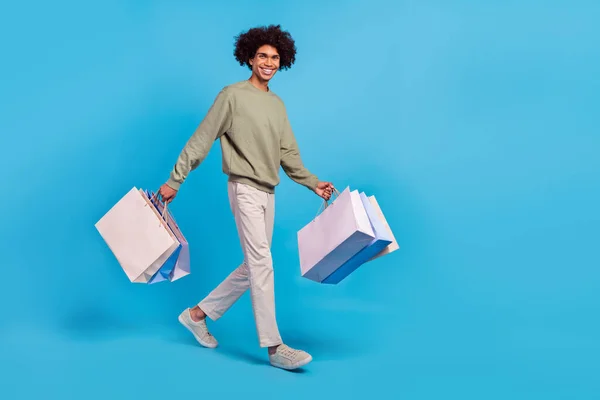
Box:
[249,44,281,83]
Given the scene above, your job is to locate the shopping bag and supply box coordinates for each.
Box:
[148,246,182,284]
[145,190,191,282]
[142,190,180,284]
[95,187,180,283]
[367,195,399,261]
[298,187,375,283]
[321,192,394,284]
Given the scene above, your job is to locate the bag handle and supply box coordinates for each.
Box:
[315,187,341,217]
[144,189,170,228]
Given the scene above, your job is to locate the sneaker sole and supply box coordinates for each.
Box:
[178,313,218,349]
[270,354,313,370]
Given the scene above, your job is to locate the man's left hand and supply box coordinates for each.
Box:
[315,181,334,201]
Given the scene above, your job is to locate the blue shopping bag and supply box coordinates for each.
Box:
[148,246,182,283]
[321,191,393,284]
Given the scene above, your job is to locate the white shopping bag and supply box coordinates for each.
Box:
[95,187,180,283]
[367,195,399,261]
[298,187,376,282]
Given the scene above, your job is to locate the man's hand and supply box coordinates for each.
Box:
[314,181,334,201]
[158,183,178,204]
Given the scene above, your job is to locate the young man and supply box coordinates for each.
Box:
[158,25,334,370]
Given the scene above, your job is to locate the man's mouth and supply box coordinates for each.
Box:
[261,67,274,76]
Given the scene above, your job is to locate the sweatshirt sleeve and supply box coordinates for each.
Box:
[280,111,319,191]
[167,88,233,190]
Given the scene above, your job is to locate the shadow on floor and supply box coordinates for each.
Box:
[278,329,367,362]
[166,323,365,369]
[57,304,367,370]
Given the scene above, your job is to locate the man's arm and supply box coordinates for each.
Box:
[166,88,234,190]
[280,112,319,191]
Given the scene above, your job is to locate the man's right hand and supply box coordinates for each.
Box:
[158,183,178,204]
[314,181,334,201]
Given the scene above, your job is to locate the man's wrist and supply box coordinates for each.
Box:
[309,176,319,191]
[166,178,181,191]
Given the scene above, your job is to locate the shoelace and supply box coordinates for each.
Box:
[277,345,299,359]
[199,325,213,337]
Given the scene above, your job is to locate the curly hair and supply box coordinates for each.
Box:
[233,24,297,71]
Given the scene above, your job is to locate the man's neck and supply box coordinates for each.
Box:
[249,75,269,92]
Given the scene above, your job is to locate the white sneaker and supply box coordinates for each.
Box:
[269,344,313,370]
[178,308,218,348]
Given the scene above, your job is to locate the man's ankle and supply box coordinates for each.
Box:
[189,306,206,322]
[268,344,280,355]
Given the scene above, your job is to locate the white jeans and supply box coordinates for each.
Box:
[198,181,283,348]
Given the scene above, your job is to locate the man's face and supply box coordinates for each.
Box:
[249,44,280,82]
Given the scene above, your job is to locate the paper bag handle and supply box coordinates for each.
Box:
[145,189,170,228]
[315,187,341,217]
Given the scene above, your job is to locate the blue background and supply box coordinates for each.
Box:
[1,0,599,398]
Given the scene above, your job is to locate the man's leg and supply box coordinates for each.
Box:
[178,183,253,347]
[191,179,277,322]
[179,262,250,348]
[226,181,282,347]
[195,261,250,320]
